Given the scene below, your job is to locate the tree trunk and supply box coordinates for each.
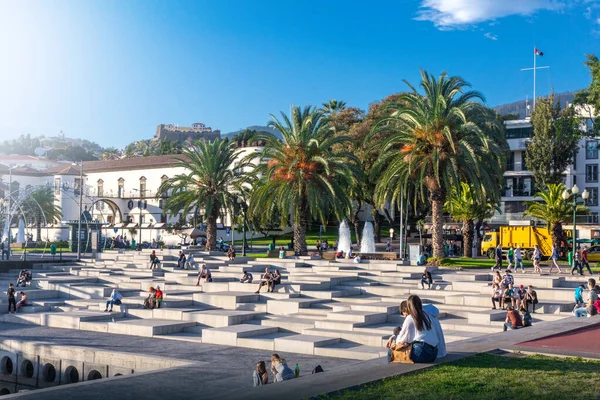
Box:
[474,220,482,257]
[294,196,308,254]
[463,219,474,258]
[372,208,381,244]
[36,221,42,243]
[352,201,361,247]
[430,190,445,259]
[551,222,563,253]
[205,215,217,251]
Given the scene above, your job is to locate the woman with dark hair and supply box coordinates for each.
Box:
[252,361,269,386]
[395,295,446,363]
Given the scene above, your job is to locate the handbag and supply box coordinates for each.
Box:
[390,342,414,364]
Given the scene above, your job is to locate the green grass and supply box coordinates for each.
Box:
[234,229,357,247]
[439,257,533,269]
[12,248,69,254]
[319,353,600,400]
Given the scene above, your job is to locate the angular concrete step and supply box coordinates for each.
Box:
[302,327,387,347]
[201,324,279,345]
[314,342,387,360]
[261,317,316,333]
[273,334,340,354]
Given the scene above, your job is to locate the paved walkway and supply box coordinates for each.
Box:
[516,323,600,356]
[8,317,600,400]
[0,322,352,399]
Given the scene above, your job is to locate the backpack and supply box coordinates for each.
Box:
[594,298,600,314]
[312,365,324,374]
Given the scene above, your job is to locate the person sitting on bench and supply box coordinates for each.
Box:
[268,270,281,293]
[104,289,123,312]
[256,268,273,294]
[196,264,212,285]
[240,271,253,283]
[16,291,28,312]
[503,305,523,331]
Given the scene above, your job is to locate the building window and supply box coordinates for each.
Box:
[97,179,104,197]
[506,152,515,171]
[161,175,168,198]
[505,126,533,139]
[586,165,598,182]
[586,187,599,206]
[54,178,61,195]
[589,212,599,224]
[74,178,81,196]
[118,178,124,198]
[139,177,147,198]
[586,141,598,159]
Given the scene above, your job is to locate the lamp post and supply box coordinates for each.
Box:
[72,162,84,260]
[237,197,247,257]
[562,184,589,272]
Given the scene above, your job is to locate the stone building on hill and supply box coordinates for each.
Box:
[154,123,221,143]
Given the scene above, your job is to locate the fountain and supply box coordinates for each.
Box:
[360,221,376,253]
[337,220,352,255]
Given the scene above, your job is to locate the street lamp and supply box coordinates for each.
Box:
[562,184,589,272]
[237,197,247,257]
[72,162,84,260]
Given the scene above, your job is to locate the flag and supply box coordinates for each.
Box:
[534,48,544,56]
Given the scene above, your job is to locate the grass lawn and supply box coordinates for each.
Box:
[439,257,600,273]
[319,353,600,400]
[234,230,357,247]
[12,248,69,254]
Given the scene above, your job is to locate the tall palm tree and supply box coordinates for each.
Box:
[444,182,499,258]
[248,105,358,254]
[374,70,508,258]
[524,183,588,250]
[101,147,121,160]
[23,187,62,242]
[157,139,245,251]
[321,100,347,116]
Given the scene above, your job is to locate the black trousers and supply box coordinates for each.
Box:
[8,297,16,312]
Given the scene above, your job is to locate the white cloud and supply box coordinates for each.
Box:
[416,0,565,28]
[484,32,498,40]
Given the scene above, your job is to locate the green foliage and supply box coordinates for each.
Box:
[321,353,600,400]
[373,70,508,258]
[158,138,245,250]
[526,93,583,189]
[525,183,588,248]
[247,105,359,254]
[0,134,102,161]
[321,100,347,116]
[574,54,600,134]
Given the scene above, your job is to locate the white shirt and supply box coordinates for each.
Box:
[396,312,446,359]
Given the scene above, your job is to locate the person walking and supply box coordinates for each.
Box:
[532,245,542,274]
[581,246,593,275]
[571,248,582,276]
[514,246,524,273]
[507,247,515,269]
[492,244,503,271]
[7,283,16,314]
[549,244,562,274]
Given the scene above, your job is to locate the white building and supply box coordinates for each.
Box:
[499,114,598,230]
[0,147,263,245]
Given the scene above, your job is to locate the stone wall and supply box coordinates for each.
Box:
[154,124,221,143]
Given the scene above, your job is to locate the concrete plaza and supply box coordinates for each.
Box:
[0,249,594,397]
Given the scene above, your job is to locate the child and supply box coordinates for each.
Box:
[520,306,532,327]
[574,284,585,307]
[385,327,401,349]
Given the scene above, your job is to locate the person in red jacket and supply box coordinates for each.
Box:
[155,285,163,308]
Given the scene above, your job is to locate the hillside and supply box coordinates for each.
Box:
[222,125,281,140]
[493,90,578,118]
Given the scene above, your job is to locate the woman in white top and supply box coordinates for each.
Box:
[395,295,446,363]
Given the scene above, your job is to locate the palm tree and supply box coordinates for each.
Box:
[101,147,121,160]
[444,182,499,258]
[374,70,508,258]
[157,139,244,251]
[524,183,588,250]
[23,187,62,242]
[248,105,358,254]
[321,100,347,116]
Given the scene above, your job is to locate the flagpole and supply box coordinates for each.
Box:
[533,46,536,109]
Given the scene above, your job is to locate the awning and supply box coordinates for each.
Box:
[113,223,125,228]
[126,223,138,228]
[154,223,166,229]
[141,223,152,228]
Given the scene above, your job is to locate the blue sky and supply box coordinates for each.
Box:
[0,0,599,148]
